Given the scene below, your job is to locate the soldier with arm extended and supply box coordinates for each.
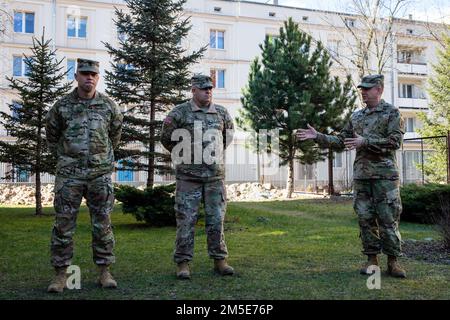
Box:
[46,59,123,293]
[161,74,235,280]
[297,75,407,278]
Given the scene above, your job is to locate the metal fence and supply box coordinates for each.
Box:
[401,133,450,185]
[0,133,448,188]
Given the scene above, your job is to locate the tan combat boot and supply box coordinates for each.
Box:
[360,254,379,275]
[47,266,68,293]
[97,265,117,288]
[387,255,407,278]
[176,261,191,280]
[214,259,234,276]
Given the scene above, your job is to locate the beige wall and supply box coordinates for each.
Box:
[0,0,446,185]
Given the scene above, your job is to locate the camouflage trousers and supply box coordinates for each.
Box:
[50,174,115,267]
[353,179,403,257]
[173,179,229,263]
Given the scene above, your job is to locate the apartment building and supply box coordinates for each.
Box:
[0,0,445,189]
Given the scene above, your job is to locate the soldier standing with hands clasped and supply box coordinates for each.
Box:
[297,74,407,278]
[161,74,235,280]
[45,58,123,292]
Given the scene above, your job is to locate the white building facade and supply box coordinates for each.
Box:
[0,0,445,190]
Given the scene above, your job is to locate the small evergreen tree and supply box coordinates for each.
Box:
[417,35,450,183]
[238,18,356,198]
[104,0,206,188]
[0,31,72,215]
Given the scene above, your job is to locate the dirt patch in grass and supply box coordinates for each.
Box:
[403,240,450,265]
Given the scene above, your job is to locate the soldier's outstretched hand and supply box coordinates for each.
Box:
[296,124,318,140]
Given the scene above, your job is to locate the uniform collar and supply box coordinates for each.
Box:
[364,99,385,114]
[190,99,217,114]
[70,88,104,105]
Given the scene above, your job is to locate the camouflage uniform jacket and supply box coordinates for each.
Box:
[45,88,123,180]
[161,99,234,182]
[315,100,405,180]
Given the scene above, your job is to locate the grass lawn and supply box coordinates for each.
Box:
[0,198,448,300]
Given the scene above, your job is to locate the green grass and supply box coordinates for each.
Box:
[0,199,448,300]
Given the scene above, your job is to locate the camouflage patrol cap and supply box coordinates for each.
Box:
[77,58,100,74]
[191,74,213,89]
[357,74,384,88]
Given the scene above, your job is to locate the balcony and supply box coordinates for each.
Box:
[404,131,421,140]
[397,97,428,110]
[397,62,428,76]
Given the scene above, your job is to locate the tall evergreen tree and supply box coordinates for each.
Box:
[104,0,206,188]
[417,34,450,183]
[238,18,356,198]
[0,31,72,215]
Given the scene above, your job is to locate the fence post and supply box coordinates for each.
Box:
[421,139,424,185]
[447,131,450,184]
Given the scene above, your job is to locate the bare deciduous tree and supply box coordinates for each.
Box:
[320,0,413,81]
[0,8,12,35]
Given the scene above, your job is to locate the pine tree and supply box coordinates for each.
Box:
[0,31,72,215]
[238,18,356,198]
[417,34,450,183]
[104,0,206,188]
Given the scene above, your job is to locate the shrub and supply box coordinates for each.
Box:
[114,183,176,226]
[434,195,450,249]
[400,183,450,224]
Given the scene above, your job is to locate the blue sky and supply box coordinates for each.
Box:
[250,0,450,23]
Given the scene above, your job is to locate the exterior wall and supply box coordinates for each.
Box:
[0,0,446,189]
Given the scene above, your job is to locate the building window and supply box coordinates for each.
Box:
[6,101,22,136]
[14,11,34,34]
[118,31,127,42]
[118,63,135,71]
[11,101,22,120]
[67,59,76,80]
[399,83,426,99]
[397,49,425,64]
[210,30,224,49]
[398,50,412,63]
[400,84,413,98]
[13,56,31,77]
[345,18,355,28]
[13,167,30,183]
[210,69,225,89]
[117,26,128,42]
[333,152,343,168]
[405,117,415,132]
[327,40,341,58]
[67,16,87,38]
[117,159,134,182]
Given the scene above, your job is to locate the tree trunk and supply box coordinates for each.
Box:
[328,148,334,196]
[35,123,43,216]
[35,171,42,216]
[447,131,450,184]
[286,157,294,199]
[147,101,156,188]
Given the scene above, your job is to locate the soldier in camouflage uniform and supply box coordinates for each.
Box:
[45,59,123,292]
[297,75,407,278]
[161,74,235,279]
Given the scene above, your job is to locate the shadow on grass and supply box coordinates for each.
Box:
[116,222,175,231]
